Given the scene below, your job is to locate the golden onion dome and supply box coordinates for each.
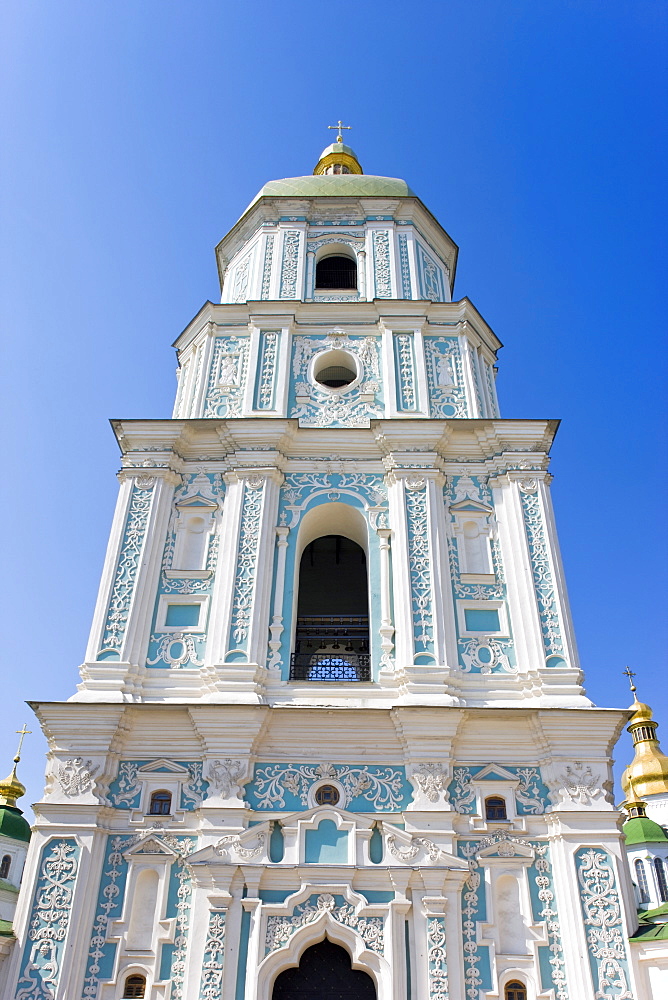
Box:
[630,702,653,722]
[621,687,668,800]
[0,762,26,809]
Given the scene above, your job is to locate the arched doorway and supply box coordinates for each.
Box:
[292,534,370,681]
[272,938,376,998]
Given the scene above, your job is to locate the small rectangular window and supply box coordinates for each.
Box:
[464,608,500,632]
[165,603,200,627]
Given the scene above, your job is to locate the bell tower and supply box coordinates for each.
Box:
[1,137,645,1000]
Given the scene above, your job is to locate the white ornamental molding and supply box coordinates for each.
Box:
[412,763,450,804]
[214,833,265,861]
[558,761,604,806]
[206,758,245,799]
[386,834,442,863]
[57,757,100,797]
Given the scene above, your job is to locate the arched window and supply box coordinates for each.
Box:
[0,854,10,879]
[292,533,369,682]
[315,254,357,290]
[635,859,650,903]
[123,975,146,998]
[149,790,172,815]
[505,982,527,1000]
[654,857,668,903]
[485,796,507,821]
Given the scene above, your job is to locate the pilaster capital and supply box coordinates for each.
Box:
[117,468,182,488]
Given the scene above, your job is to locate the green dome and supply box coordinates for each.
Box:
[623,815,668,846]
[0,804,31,843]
[248,173,416,206]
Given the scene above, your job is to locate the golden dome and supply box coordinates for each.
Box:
[629,697,653,722]
[621,687,668,800]
[0,762,26,809]
[313,142,363,176]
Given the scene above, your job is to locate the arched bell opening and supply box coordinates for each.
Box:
[315,249,358,291]
[291,502,370,682]
[272,937,376,998]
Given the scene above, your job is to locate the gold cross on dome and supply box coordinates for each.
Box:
[623,666,637,693]
[14,723,31,762]
[328,120,352,143]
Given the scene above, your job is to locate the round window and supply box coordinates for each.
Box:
[313,349,358,390]
[314,784,340,806]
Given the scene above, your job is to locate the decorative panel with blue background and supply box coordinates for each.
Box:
[416,242,447,302]
[16,838,80,1000]
[159,836,197,1000]
[448,764,550,815]
[444,475,517,674]
[108,760,209,810]
[575,847,635,1000]
[245,762,411,812]
[146,472,224,669]
[81,835,134,999]
[289,332,384,428]
[203,335,250,417]
[423,335,468,417]
[98,481,154,659]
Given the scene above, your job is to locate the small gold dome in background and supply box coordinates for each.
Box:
[0,762,26,809]
[621,683,668,801]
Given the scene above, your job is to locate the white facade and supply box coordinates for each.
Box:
[0,151,648,1000]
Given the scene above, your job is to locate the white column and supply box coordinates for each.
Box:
[248,470,283,667]
[377,528,395,671]
[85,474,135,662]
[458,334,482,417]
[305,249,315,300]
[386,472,414,667]
[268,526,290,672]
[123,470,181,667]
[357,249,367,299]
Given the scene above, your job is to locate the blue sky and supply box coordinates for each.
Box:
[1,1,666,815]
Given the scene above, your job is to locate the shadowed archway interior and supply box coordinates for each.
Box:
[272,938,376,999]
[293,534,370,681]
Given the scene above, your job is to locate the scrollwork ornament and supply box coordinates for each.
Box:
[427,917,449,999]
[387,834,441,863]
[575,847,633,1000]
[16,839,80,1000]
[199,911,226,1000]
[214,833,265,861]
[265,893,383,955]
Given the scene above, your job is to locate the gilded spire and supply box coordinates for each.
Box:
[621,671,668,802]
[0,724,30,808]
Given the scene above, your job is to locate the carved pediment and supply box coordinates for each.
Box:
[137,759,190,776]
[176,494,218,509]
[449,498,493,514]
[477,830,536,859]
[473,763,518,783]
[125,834,178,858]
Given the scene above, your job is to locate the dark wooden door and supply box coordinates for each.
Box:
[272,939,376,999]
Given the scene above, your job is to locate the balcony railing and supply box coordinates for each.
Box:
[290,653,371,682]
[291,615,371,682]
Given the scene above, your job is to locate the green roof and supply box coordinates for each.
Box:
[631,902,668,941]
[0,918,14,938]
[248,173,416,207]
[0,804,31,843]
[623,815,668,845]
